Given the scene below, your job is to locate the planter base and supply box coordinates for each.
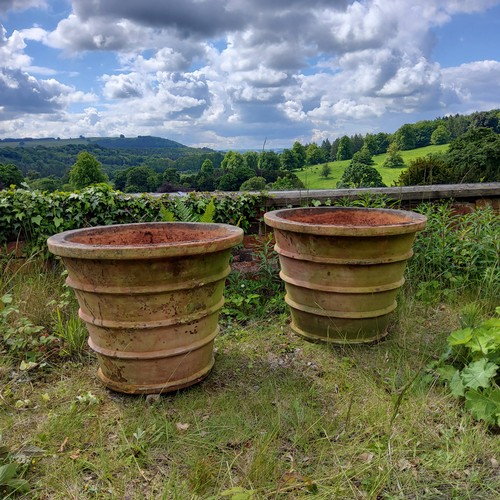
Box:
[289,313,392,344]
[97,358,214,394]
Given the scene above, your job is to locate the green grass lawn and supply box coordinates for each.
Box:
[297,144,449,189]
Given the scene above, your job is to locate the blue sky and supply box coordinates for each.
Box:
[0,0,499,149]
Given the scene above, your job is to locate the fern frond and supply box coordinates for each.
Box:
[159,204,176,222]
[199,198,216,223]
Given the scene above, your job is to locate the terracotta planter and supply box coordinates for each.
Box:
[47,222,243,394]
[264,207,427,344]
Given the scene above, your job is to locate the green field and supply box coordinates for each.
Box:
[297,144,449,189]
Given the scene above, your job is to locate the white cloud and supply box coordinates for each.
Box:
[1,0,500,146]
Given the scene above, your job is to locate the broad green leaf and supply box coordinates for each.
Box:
[447,328,473,346]
[0,463,17,483]
[53,216,64,228]
[461,359,498,390]
[5,478,30,493]
[449,370,465,397]
[30,214,42,226]
[436,364,456,383]
[464,388,500,426]
[468,328,500,356]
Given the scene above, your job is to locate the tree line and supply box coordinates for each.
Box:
[0,108,499,191]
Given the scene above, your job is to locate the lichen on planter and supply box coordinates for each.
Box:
[47,222,243,394]
[264,207,427,344]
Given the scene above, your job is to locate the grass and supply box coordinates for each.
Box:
[297,144,449,189]
[1,267,499,498]
[1,204,498,498]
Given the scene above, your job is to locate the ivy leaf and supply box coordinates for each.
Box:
[461,359,498,390]
[30,214,42,226]
[464,388,500,426]
[53,216,64,228]
[449,370,465,397]
[447,328,473,346]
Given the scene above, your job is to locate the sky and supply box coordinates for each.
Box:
[0,0,499,150]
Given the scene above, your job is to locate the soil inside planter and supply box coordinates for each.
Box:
[70,226,229,246]
[285,210,413,227]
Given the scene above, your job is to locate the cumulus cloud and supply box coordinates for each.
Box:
[1,0,500,146]
[0,0,45,14]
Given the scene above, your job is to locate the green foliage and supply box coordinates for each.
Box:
[222,236,285,323]
[394,123,417,150]
[0,460,30,496]
[161,197,216,223]
[407,203,499,301]
[397,154,448,186]
[382,142,405,168]
[336,135,353,161]
[431,124,451,145]
[69,151,108,189]
[240,176,267,191]
[320,164,332,179]
[0,185,265,253]
[445,127,500,183]
[269,173,305,191]
[431,307,500,426]
[337,163,385,188]
[0,163,24,189]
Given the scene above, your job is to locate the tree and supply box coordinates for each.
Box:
[413,120,436,148]
[306,143,327,166]
[382,143,405,169]
[292,141,307,169]
[337,163,385,188]
[195,159,215,191]
[240,176,267,191]
[217,172,239,191]
[69,151,108,189]
[280,148,297,171]
[320,139,332,159]
[320,164,332,179]
[351,146,373,166]
[0,163,24,189]
[397,154,449,186]
[221,151,245,171]
[258,151,281,172]
[125,165,159,192]
[394,124,416,150]
[445,127,500,183]
[336,136,353,161]
[430,125,451,145]
[243,151,259,172]
[163,167,181,184]
[269,172,305,190]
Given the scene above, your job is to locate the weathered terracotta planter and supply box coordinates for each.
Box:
[47,222,243,394]
[264,207,427,344]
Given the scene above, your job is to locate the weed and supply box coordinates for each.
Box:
[429,306,500,427]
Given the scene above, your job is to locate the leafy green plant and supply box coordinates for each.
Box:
[431,306,500,427]
[160,197,216,222]
[0,293,54,362]
[0,185,265,254]
[222,235,285,324]
[0,445,30,496]
[407,203,499,301]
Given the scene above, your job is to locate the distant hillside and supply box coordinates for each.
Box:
[0,136,218,179]
[92,136,185,149]
[0,135,194,151]
[296,144,450,189]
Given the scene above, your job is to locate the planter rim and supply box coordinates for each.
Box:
[47,222,243,260]
[264,206,427,236]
